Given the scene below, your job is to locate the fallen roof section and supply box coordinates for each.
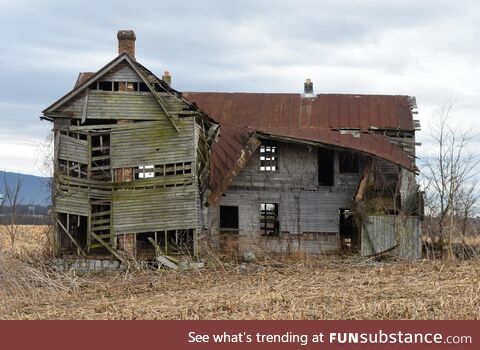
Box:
[207,124,416,205]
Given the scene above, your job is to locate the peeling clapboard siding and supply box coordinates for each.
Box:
[361,215,421,259]
[112,184,197,234]
[55,186,90,216]
[86,92,168,120]
[58,134,88,164]
[110,119,194,168]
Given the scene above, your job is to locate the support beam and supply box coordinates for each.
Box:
[90,231,129,266]
[56,218,87,256]
[147,237,178,270]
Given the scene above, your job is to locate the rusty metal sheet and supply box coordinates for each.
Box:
[183,92,415,131]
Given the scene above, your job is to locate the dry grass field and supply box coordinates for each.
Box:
[0,226,479,320]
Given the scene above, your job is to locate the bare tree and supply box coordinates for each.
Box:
[1,172,23,252]
[422,102,480,259]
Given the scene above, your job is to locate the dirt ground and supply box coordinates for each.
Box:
[0,226,479,320]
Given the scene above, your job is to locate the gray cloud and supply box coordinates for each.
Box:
[0,0,479,175]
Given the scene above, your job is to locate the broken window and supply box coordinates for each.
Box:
[58,159,87,178]
[260,203,279,236]
[339,151,359,173]
[259,142,278,172]
[135,165,155,179]
[131,162,193,181]
[139,83,149,92]
[89,81,143,92]
[126,82,138,92]
[220,206,239,230]
[98,81,113,91]
[318,148,334,186]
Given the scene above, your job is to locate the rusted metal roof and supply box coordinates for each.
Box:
[208,124,260,204]
[183,92,415,131]
[74,72,95,88]
[182,92,417,204]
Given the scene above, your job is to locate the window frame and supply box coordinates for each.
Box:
[259,142,278,172]
[219,205,239,231]
[260,202,280,237]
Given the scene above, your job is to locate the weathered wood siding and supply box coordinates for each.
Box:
[58,134,88,164]
[55,186,90,216]
[110,119,194,168]
[361,215,421,259]
[112,184,197,234]
[48,58,218,258]
[56,91,190,121]
[233,143,360,189]
[208,142,361,255]
[88,92,162,119]
[100,61,142,82]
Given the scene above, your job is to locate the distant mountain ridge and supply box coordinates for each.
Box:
[0,171,51,206]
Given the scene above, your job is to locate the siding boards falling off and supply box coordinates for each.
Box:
[110,120,194,168]
[112,185,197,234]
[55,91,191,120]
[58,134,88,164]
[86,91,168,120]
[55,187,90,216]
[361,215,421,259]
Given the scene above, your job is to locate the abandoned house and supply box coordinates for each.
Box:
[41,30,422,264]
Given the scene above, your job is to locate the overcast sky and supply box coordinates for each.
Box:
[0,0,479,176]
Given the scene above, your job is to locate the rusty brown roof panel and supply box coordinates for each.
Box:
[208,124,260,204]
[184,92,414,131]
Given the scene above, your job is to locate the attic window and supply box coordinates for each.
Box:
[136,165,155,179]
[339,152,359,173]
[259,143,278,172]
[98,81,113,91]
[139,83,149,92]
[260,203,279,237]
[126,82,138,91]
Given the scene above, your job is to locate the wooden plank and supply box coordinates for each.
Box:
[91,210,110,217]
[56,218,87,256]
[81,92,88,123]
[147,238,179,270]
[58,134,89,164]
[90,231,128,265]
[92,224,110,231]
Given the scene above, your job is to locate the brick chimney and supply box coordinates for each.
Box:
[162,71,172,86]
[117,30,136,59]
[304,78,314,97]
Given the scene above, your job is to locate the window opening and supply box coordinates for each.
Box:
[260,203,279,236]
[259,143,278,171]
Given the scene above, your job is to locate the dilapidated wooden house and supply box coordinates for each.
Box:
[42,31,422,263]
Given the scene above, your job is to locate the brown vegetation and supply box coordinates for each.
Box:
[0,226,479,320]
